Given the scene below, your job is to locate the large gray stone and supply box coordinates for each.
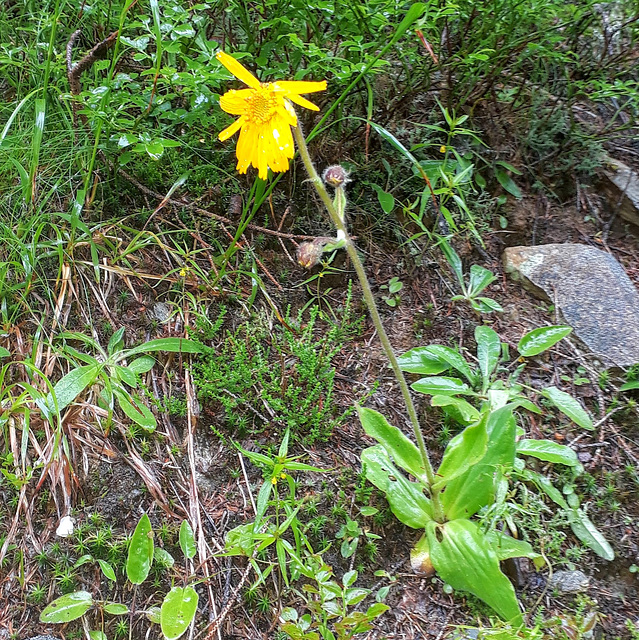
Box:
[601,156,639,227]
[504,243,639,368]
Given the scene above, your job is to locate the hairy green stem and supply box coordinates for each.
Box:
[292,125,444,522]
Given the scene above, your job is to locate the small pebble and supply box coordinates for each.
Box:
[548,569,590,594]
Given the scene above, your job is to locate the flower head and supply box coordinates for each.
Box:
[216,51,327,180]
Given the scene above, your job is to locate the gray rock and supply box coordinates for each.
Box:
[150,302,172,323]
[601,156,639,227]
[504,243,639,367]
[548,569,590,594]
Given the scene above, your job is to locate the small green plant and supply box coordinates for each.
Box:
[438,238,503,314]
[380,277,403,307]
[222,429,326,585]
[279,566,389,640]
[39,516,199,640]
[46,329,203,433]
[335,513,381,559]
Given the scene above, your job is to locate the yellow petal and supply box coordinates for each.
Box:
[218,117,243,141]
[216,51,260,89]
[276,80,327,94]
[286,93,320,111]
[219,89,254,115]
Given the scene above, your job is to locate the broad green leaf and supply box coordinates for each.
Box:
[517,326,572,357]
[424,345,475,383]
[147,606,161,624]
[114,365,137,387]
[441,406,516,519]
[179,520,197,560]
[125,338,203,357]
[620,380,639,391]
[89,632,107,640]
[46,364,101,413]
[361,445,433,528]
[468,264,496,295]
[115,390,157,431]
[511,397,541,414]
[427,519,522,623]
[487,389,510,410]
[107,327,126,354]
[541,386,593,430]
[40,591,93,623]
[357,406,426,480]
[344,587,369,606]
[567,509,614,561]
[104,602,129,615]
[473,297,504,314]
[434,416,489,491]
[0,347,10,358]
[397,347,448,375]
[372,184,395,214]
[155,547,175,568]
[343,569,358,587]
[74,554,93,568]
[98,559,116,581]
[254,480,273,531]
[128,355,156,374]
[475,326,501,385]
[516,439,579,466]
[495,167,522,199]
[485,531,543,567]
[431,395,480,424]
[126,514,154,584]
[412,376,473,396]
[161,586,199,640]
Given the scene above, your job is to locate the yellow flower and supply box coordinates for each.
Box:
[439,145,447,153]
[216,51,327,180]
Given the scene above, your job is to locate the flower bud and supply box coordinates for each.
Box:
[297,239,326,269]
[322,165,350,188]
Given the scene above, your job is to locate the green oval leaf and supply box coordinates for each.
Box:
[541,386,593,430]
[397,347,448,375]
[125,338,203,357]
[357,406,425,480]
[431,395,480,424]
[160,586,199,640]
[154,547,175,568]
[567,509,614,561]
[412,376,472,396]
[516,439,579,466]
[40,591,93,623]
[361,445,433,528]
[475,326,501,383]
[517,326,572,357]
[179,520,197,560]
[427,519,522,623]
[126,513,154,584]
[104,602,129,615]
[422,345,475,383]
[98,559,117,581]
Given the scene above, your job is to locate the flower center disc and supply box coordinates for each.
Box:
[246,85,277,124]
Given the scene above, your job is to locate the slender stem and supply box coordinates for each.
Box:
[293,125,444,522]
